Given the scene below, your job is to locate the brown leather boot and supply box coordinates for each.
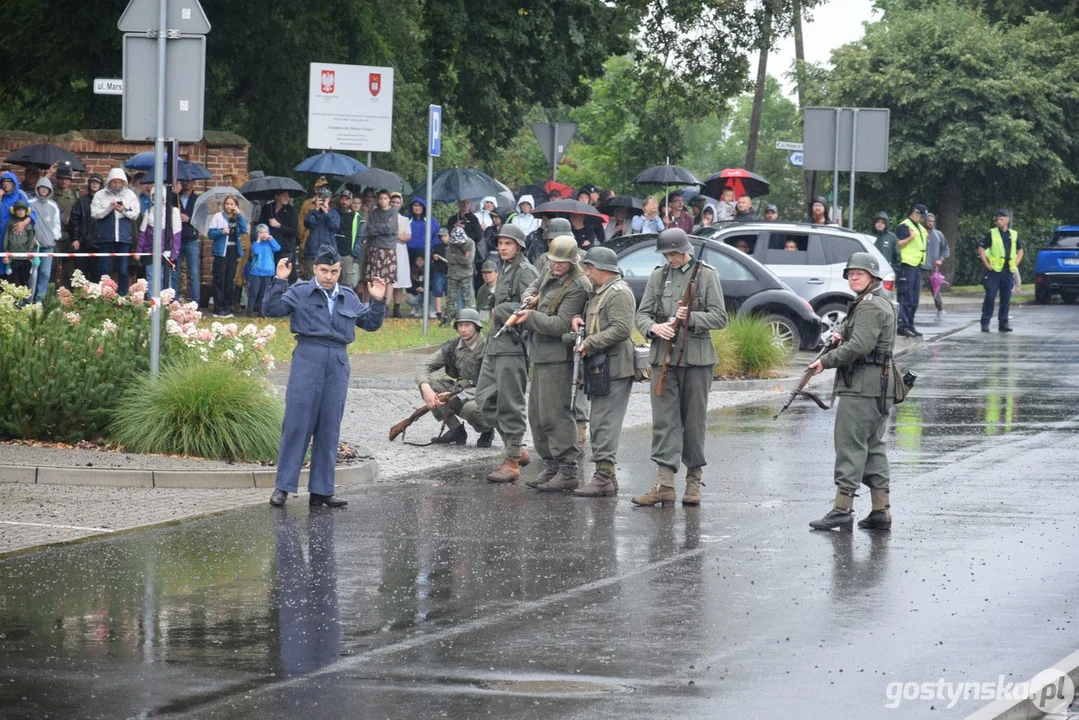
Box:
[486,457,520,483]
[632,466,677,507]
[573,471,618,497]
[537,464,579,492]
[525,460,559,489]
[683,466,705,506]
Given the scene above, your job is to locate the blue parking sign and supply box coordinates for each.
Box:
[429,105,442,157]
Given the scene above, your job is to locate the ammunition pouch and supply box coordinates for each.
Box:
[584,352,610,397]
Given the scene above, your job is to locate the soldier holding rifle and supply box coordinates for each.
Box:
[632,229,727,507]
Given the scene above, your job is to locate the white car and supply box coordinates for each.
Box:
[698,222,897,341]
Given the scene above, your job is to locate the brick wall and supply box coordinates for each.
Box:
[0,129,249,190]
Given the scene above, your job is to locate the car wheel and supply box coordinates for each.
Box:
[1061,291,1078,305]
[766,314,799,357]
[1034,285,1051,305]
[816,302,848,345]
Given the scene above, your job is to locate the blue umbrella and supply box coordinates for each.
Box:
[294,151,367,177]
[137,159,213,184]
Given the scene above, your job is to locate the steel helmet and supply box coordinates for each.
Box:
[547,235,580,264]
[843,252,883,280]
[581,246,621,274]
[543,217,572,239]
[497,224,527,248]
[656,228,694,255]
[454,307,485,329]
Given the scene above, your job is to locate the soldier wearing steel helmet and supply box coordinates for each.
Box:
[475,224,539,482]
[807,251,897,531]
[531,217,573,277]
[632,228,728,507]
[416,308,494,447]
[517,234,592,492]
[570,247,637,498]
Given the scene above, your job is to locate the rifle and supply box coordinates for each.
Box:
[568,329,584,410]
[492,294,539,340]
[388,391,453,441]
[654,242,707,397]
[772,324,845,420]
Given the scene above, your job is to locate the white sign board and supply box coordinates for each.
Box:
[94,78,124,95]
[308,63,394,153]
[775,140,803,151]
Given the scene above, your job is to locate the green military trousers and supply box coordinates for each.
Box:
[475,353,529,458]
[588,376,633,469]
[427,377,490,432]
[649,364,712,470]
[833,395,891,494]
[528,361,578,466]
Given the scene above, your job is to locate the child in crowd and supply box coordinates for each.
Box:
[430,226,450,322]
[29,178,61,303]
[247,223,281,316]
[135,186,182,298]
[4,199,36,289]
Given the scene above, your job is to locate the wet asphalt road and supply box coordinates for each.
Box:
[1,306,1077,719]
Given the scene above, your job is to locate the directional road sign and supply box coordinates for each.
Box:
[775,140,803,151]
[788,151,804,167]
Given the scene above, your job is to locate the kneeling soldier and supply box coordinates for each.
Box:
[571,247,636,498]
[807,252,896,530]
[416,308,495,447]
[632,229,727,506]
[519,235,591,492]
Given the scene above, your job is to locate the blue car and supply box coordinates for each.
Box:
[1034,227,1079,304]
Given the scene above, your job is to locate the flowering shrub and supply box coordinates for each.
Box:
[164,302,276,374]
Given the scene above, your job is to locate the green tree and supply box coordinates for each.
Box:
[807,1,1079,276]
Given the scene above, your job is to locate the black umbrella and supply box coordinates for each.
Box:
[702,168,770,199]
[533,199,603,218]
[632,163,702,187]
[343,168,407,193]
[4,143,86,172]
[239,175,307,202]
[428,168,505,203]
[597,196,644,217]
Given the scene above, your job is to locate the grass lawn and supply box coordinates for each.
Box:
[198,315,458,360]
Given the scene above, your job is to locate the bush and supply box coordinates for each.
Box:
[0,278,152,442]
[713,314,787,378]
[109,360,284,462]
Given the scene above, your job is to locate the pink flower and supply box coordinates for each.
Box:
[64,312,81,326]
[95,344,104,356]
[221,323,239,338]
[101,284,118,301]
[101,276,118,292]
[196,329,213,343]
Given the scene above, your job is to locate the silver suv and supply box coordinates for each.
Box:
[698,222,896,340]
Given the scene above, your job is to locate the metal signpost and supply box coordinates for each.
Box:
[802,107,890,229]
[119,0,210,379]
[531,123,577,181]
[423,105,442,336]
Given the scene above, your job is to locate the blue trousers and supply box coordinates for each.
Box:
[98,241,131,296]
[32,255,53,304]
[247,274,273,315]
[170,240,201,303]
[275,340,350,495]
[981,269,1014,328]
[898,264,921,331]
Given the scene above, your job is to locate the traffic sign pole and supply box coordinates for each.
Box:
[150,0,167,380]
[423,105,442,336]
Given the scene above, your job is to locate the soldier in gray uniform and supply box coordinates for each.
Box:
[476,260,498,313]
[632,228,728,507]
[518,235,591,492]
[416,308,495,447]
[531,217,572,278]
[264,246,387,508]
[571,247,636,498]
[807,252,896,531]
[475,224,538,482]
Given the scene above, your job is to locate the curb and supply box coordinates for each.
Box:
[0,457,379,489]
[963,649,1079,720]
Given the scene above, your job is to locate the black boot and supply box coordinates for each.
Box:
[431,424,467,445]
[309,493,348,508]
[810,509,854,530]
[857,509,892,530]
[477,429,495,448]
[998,323,1013,332]
[269,489,287,507]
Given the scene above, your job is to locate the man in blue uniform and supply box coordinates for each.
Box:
[264,245,387,508]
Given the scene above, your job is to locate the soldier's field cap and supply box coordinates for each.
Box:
[497,224,527,247]
[315,245,342,265]
[481,261,498,273]
[655,228,694,255]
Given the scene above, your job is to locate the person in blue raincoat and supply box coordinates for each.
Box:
[264,245,387,508]
[0,171,38,276]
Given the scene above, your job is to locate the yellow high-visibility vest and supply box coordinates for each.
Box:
[986,227,1019,272]
[899,218,927,267]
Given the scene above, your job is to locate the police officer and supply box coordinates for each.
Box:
[977,210,1022,332]
[571,247,636,498]
[475,224,538,482]
[632,228,728,506]
[895,204,928,337]
[265,246,387,508]
[807,252,896,530]
[416,308,495,447]
[517,235,590,492]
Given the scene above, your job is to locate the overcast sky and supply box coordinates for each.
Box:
[768,0,879,96]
